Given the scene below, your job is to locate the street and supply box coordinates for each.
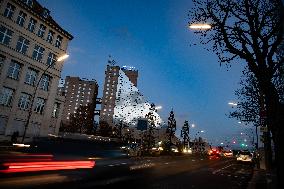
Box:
[0,154,253,189]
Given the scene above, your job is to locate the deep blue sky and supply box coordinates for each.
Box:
[39,0,251,146]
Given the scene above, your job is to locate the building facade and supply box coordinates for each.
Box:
[0,0,73,138]
[100,64,162,128]
[61,76,99,124]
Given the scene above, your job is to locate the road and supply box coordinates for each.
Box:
[0,155,253,189]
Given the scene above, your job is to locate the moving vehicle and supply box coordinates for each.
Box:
[236,150,253,163]
[208,149,220,156]
[223,150,233,157]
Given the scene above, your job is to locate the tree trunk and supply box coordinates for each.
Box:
[261,79,284,187]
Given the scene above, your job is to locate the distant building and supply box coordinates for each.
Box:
[100,63,162,128]
[0,0,73,138]
[61,76,99,125]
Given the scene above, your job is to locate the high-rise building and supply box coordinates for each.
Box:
[61,76,99,125]
[0,0,73,138]
[100,64,162,128]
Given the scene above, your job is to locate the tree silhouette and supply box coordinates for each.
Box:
[180,120,190,149]
[63,103,95,134]
[189,0,284,179]
[167,110,176,145]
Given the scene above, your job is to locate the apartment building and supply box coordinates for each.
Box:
[0,0,73,138]
[61,76,99,125]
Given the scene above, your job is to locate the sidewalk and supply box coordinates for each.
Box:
[247,168,278,189]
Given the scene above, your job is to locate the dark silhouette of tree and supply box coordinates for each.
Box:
[180,120,190,149]
[189,0,284,180]
[62,103,95,134]
[142,104,157,153]
[98,121,112,137]
[167,110,176,145]
[229,67,273,169]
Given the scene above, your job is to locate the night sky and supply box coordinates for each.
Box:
[38,0,251,146]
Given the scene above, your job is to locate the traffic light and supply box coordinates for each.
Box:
[241,143,245,147]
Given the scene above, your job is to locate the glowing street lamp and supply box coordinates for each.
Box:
[21,54,69,142]
[191,124,195,128]
[228,102,238,106]
[189,24,211,30]
[200,130,205,133]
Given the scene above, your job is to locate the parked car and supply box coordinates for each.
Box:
[236,150,254,163]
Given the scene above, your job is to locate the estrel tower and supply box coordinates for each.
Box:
[100,63,162,128]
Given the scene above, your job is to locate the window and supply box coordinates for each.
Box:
[16,11,27,27]
[4,3,15,19]
[46,52,57,66]
[39,74,50,91]
[22,0,33,7]
[0,55,5,73]
[42,9,50,18]
[0,25,13,45]
[46,30,54,43]
[27,18,37,32]
[34,97,45,114]
[52,102,60,118]
[37,24,46,38]
[0,87,14,106]
[16,36,29,54]
[7,60,21,80]
[18,93,31,110]
[55,35,62,48]
[25,68,37,86]
[32,45,45,61]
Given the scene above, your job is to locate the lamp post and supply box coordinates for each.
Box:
[21,54,69,143]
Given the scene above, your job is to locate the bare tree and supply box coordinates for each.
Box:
[189,0,284,180]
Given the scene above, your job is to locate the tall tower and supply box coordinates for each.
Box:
[100,65,120,126]
[100,63,161,128]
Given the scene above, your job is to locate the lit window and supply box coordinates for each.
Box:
[39,74,51,91]
[46,30,54,43]
[52,102,60,118]
[16,11,27,27]
[0,87,14,106]
[37,24,46,38]
[46,52,57,66]
[16,36,30,54]
[32,45,45,61]
[0,25,13,46]
[18,93,31,110]
[66,117,69,119]
[25,68,37,86]
[4,3,15,19]
[34,97,45,114]
[27,18,37,32]
[7,60,21,80]
[55,35,62,48]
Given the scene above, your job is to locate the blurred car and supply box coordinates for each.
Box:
[236,150,253,163]
[223,150,233,157]
[208,149,220,156]
[183,148,192,154]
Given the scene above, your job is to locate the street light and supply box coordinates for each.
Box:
[228,102,238,106]
[21,54,69,142]
[189,24,212,30]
